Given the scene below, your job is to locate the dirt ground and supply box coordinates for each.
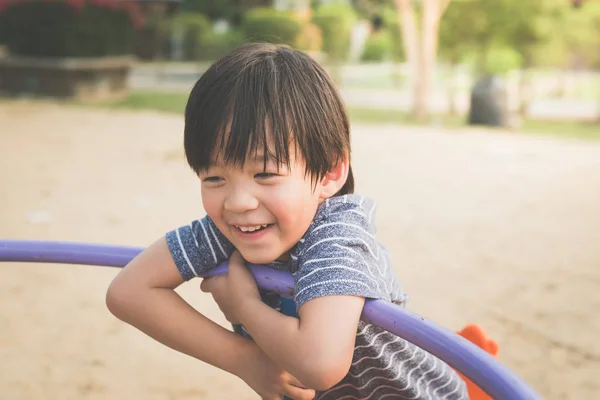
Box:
[1,102,599,399]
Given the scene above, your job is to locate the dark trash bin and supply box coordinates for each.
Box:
[468,75,508,127]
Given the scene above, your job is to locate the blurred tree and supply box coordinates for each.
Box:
[438,0,475,115]
[360,30,393,61]
[559,0,600,69]
[393,0,452,122]
[379,7,404,62]
[569,0,600,121]
[171,12,212,60]
[494,0,565,116]
[440,0,567,116]
[351,3,404,61]
[180,0,233,20]
[181,0,271,25]
[134,8,173,60]
[241,7,303,47]
[312,2,357,83]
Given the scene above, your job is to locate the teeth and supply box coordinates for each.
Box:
[237,224,268,232]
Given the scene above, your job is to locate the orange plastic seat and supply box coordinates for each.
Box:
[455,324,499,400]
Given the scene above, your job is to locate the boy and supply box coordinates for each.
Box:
[106,43,467,400]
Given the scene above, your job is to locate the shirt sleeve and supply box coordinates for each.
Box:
[293,200,386,310]
[165,215,234,281]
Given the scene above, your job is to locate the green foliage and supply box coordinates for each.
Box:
[499,0,566,65]
[380,7,404,62]
[312,3,357,61]
[485,45,523,75]
[240,7,303,47]
[360,31,392,62]
[172,12,212,61]
[439,0,572,74]
[201,29,246,60]
[438,0,478,65]
[0,0,139,58]
[134,9,172,61]
[180,0,236,21]
[179,0,271,25]
[536,0,600,68]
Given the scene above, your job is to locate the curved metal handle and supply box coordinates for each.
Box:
[0,239,541,399]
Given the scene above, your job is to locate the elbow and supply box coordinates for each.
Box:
[105,277,131,321]
[300,355,351,391]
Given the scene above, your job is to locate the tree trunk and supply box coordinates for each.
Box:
[517,55,534,117]
[395,0,451,122]
[447,62,458,116]
[517,68,532,117]
[394,0,419,86]
[413,0,442,121]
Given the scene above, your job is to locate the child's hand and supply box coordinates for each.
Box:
[200,250,261,324]
[239,344,316,400]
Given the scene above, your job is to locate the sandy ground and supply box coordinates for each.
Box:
[1,102,599,399]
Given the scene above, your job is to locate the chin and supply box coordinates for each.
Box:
[239,251,279,265]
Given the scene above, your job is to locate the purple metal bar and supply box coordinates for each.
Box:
[0,239,541,399]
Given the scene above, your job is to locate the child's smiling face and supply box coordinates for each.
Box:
[199,146,329,264]
[183,45,355,254]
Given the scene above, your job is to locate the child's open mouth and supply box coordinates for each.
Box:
[233,224,274,235]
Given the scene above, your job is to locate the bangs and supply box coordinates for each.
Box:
[204,63,295,172]
[184,43,352,191]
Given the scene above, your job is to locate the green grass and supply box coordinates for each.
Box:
[98,90,600,141]
[519,119,600,140]
[346,106,600,141]
[102,91,189,114]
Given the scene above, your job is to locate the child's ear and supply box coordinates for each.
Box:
[319,154,350,199]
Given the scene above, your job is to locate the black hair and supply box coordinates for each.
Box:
[184,42,354,195]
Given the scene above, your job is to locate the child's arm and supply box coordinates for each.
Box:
[202,251,365,391]
[106,237,251,373]
[239,294,365,391]
[204,200,387,392]
[106,237,315,399]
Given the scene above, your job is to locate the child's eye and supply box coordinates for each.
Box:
[203,176,223,183]
[255,172,278,179]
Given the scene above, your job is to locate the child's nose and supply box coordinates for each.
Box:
[223,188,259,213]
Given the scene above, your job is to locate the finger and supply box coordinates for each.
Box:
[200,277,215,293]
[229,249,246,265]
[283,385,316,400]
[287,376,308,389]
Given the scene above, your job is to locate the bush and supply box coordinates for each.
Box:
[485,45,523,75]
[296,22,322,52]
[201,29,246,61]
[134,9,173,60]
[179,0,236,22]
[361,31,392,62]
[0,0,143,58]
[311,3,357,61]
[241,7,303,47]
[380,7,404,62]
[172,12,212,61]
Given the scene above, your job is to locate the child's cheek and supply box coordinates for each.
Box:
[201,193,223,224]
[282,192,317,230]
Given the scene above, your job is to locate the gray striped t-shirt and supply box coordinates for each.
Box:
[166,194,468,399]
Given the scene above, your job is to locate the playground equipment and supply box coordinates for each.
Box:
[0,239,542,399]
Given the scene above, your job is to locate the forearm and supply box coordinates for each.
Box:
[238,299,338,389]
[106,286,252,377]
